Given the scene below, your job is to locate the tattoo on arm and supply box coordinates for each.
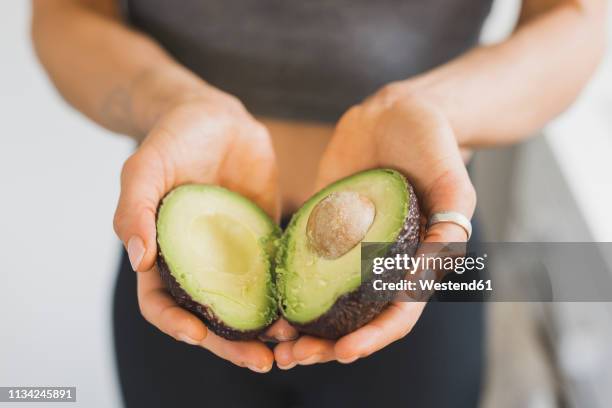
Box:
[98,67,163,140]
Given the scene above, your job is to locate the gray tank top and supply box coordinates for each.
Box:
[123,0,492,122]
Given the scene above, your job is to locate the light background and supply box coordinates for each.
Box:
[0,1,610,407]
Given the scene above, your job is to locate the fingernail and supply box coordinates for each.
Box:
[276,331,298,342]
[259,335,278,344]
[247,364,271,373]
[177,333,200,346]
[277,361,297,370]
[127,236,145,271]
[338,356,359,364]
[297,354,321,366]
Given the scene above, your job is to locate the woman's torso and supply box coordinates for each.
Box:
[123,0,492,210]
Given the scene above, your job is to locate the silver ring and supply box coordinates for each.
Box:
[427,211,472,240]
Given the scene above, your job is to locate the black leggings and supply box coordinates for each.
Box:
[113,229,485,407]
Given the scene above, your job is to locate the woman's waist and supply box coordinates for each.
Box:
[256,115,473,215]
[258,116,333,213]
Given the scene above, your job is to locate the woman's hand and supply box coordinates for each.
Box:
[112,97,296,373]
[273,86,477,368]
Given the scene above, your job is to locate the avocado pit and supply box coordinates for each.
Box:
[306,191,376,259]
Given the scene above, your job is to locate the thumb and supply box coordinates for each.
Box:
[314,147,372,193]
[113,149,166,272]
[220,128,281,223]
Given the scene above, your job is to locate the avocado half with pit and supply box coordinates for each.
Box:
[276,169,420,339]
[156,185,279,340]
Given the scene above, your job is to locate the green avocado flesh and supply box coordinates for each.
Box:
[157,185,278,333]
[277,169,409,325]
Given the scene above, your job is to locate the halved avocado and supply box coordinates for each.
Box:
[156,184,279,340]
[276,169,420,339]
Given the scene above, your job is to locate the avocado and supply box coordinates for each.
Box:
[276,169,420,339]
[156,184,279,340]
[156,170,420,341]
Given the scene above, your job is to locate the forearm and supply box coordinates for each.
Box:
[31,0,236,141]
[399,0,607,147]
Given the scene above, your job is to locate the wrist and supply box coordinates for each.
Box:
[131,67,248,139]
[372,78,471,146]
[161,89,249,123]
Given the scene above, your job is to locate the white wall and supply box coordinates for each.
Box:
[0,3,131,407]
[475,3,612,407]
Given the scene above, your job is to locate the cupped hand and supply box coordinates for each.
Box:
[112,98,297,372]
[274,86,477,368]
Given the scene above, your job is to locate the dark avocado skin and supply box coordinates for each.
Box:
[157,254,276,341]
[290,182,421,340]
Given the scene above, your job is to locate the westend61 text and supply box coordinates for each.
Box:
[372,278,492,292]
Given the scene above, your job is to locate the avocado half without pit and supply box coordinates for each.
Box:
[156,169,420,341]
[156,185,280,340]
[277,169,420,339]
